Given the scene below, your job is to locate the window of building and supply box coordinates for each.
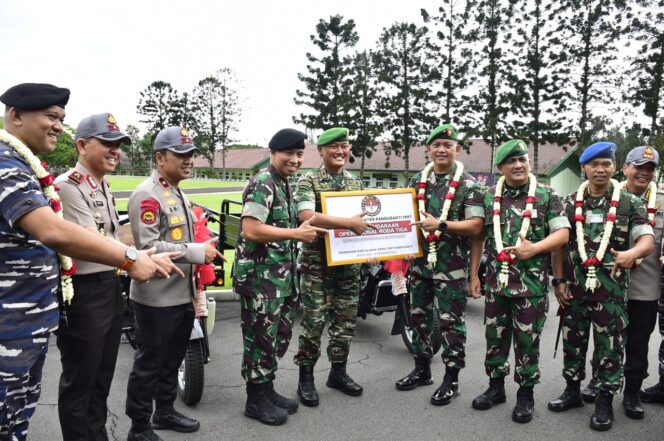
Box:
[389,177,398,188]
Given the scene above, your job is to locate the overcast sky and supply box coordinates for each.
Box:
[1,0,443,146]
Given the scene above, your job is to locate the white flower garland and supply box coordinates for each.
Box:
[574,179,621,292]
[493,173,538,287]
[620,180,657,266]
[416,160,464,267]
[0,129,76,303]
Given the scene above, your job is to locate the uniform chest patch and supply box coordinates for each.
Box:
[171,227,184,241]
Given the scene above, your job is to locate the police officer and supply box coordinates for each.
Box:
[293,127,375,407]
[0,84,160,441]
[234,128,326,426]
[125,126,224,441]
[548,142,654,431]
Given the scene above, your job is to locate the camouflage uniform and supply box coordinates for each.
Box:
[408,164,484,368]
[0,141,60,441]
[293,166,363,366]
[234,164,299,384]
[562,189,653,393]
[482,183,569,387]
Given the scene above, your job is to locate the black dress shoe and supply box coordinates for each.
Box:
[582,381,599,403]
[267,381,298,414]
[590,390,614,431]
[327,363,363,397]
[512,387,534,424]
[472,379,506,410]
[395,358,433,391]
[548,383,584,412]
[640,381,664,403]
[622,391,644,419]
[430,379,459,406]
[152,408,200,433]
[297,365,320,407]
[127,428,163,441]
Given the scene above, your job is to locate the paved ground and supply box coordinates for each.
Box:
[113,187,244,198]
[31,295,664,441]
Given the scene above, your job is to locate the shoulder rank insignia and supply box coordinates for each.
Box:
[158,177,169,188]
[68,170,83,184]
[86,175,99,189]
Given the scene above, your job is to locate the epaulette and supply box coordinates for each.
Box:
[68,170,84,184]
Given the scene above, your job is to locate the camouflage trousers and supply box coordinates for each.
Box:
[0,334,50,441]
[562,297,628,393]
[409,274,468,368]
[241,294,298,384]
[484,292,547,387]
[294,268,360,366]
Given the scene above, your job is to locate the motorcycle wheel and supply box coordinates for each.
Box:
[399,299,442,355]
[178,339,205,406]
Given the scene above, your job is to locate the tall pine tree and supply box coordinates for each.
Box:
[136,81,181,139]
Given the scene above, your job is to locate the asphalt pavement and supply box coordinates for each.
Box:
[31,294,664,441]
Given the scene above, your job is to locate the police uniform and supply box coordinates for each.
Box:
[125,127,204,436]
[0,83,69,441]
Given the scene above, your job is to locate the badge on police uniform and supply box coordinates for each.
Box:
[171,227,183,240]
[90,191,97,199]
[167,198,177,206]
[162,190,172,197]
[141,210,156,225]
[170,214,185,224]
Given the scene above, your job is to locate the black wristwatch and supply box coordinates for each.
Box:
[437,220,448,233]
[551,277,568,287]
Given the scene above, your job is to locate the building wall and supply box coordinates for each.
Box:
[550,167,581,197]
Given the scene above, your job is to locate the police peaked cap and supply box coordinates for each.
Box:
[0,83,70,110]
[579,142,616,165]
[268,128,307,151]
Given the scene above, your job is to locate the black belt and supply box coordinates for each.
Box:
[72,269,120,282]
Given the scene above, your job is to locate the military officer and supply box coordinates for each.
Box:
[0,84,160,441]
[234,128,326,426]
[293,127,376,407]
[394,123,484,407]
[469,139,570,423]
[548,141,654,431]
[125,126,224,441]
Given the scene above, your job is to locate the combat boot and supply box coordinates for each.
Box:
[267,381,298,414]
[327,362,363,396]
[622,379,644,419]
[244,382,288,426]
[581,379,599,403]
[471,378,506,410]
[127,427,163,441]
[395,357,434,391]
[297,365,320,407]
[430,366,460,406]
[548,380,584,412]
[640,378,664,403]
[590,390,614,431]
[512,386,534,423]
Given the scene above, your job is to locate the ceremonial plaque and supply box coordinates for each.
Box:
[320,188,423,266]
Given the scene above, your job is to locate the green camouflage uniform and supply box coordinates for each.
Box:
[408,164,484,368]
[293,166,363,366]
[482,182,569,387]
[562,187,653,393]
[234,164,299,384]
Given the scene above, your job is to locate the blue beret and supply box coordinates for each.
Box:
[269,128,306,151]
[0,83,70,110]
[579,141,616,165]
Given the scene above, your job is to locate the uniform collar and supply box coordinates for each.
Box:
[319,165,349,180]
[75,161,108,191]
[267,164,288,184]
[151,169,178,190]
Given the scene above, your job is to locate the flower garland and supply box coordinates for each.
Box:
[492,173,538,287]
[574,179,621,292]
[620,180,657,266]
[0,129,76,303]
[416,160,464,267]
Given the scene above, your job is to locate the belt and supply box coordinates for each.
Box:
[72,269,120,282]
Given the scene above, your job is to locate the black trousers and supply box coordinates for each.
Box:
[56,271,123,441]
[624,299,659,385]
[125,301,194,430]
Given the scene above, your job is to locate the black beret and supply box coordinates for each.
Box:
[268,128,306,151]
[0,83,70,110]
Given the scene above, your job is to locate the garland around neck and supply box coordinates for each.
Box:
[0,129,76,303]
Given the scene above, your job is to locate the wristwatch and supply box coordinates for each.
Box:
[551,277,568,287]
[437,220,448,233]
[120,247,139,271]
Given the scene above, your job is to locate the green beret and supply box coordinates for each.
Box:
[316,127,349,146]
[495,139,529,166]
[425,123,459,145]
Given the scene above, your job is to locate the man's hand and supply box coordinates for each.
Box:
[150,251,185,278]
[296,215,328,243]
[502,233,538,261]
[555,282,571,308]
[468,276,482,299]
[411,211,440,232]
[610,248,637,277]
[347,211,378,235]
[127,247,159,282]
[203,238,226,264]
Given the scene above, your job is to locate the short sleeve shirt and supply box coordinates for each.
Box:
[0,141,59,340]
[629,192,664,301]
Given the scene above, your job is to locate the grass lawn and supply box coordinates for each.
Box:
[107,176,245,191]
[114,192,242,214]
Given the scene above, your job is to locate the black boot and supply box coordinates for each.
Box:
[640,378,664,403]
[512,386,535,423]
[472,378,506,410]
[548,380,584,412]
[622,380,644,419]
[127,427,163,441]
[327,362,363,396]
[151,407,200,433]
[267,381,299,414]
[395,357,433,391]
[582,379,599,403]
[297,365,319,407]
[430,367,460,406]
[244,382,288,426]
[590,390,614,431]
